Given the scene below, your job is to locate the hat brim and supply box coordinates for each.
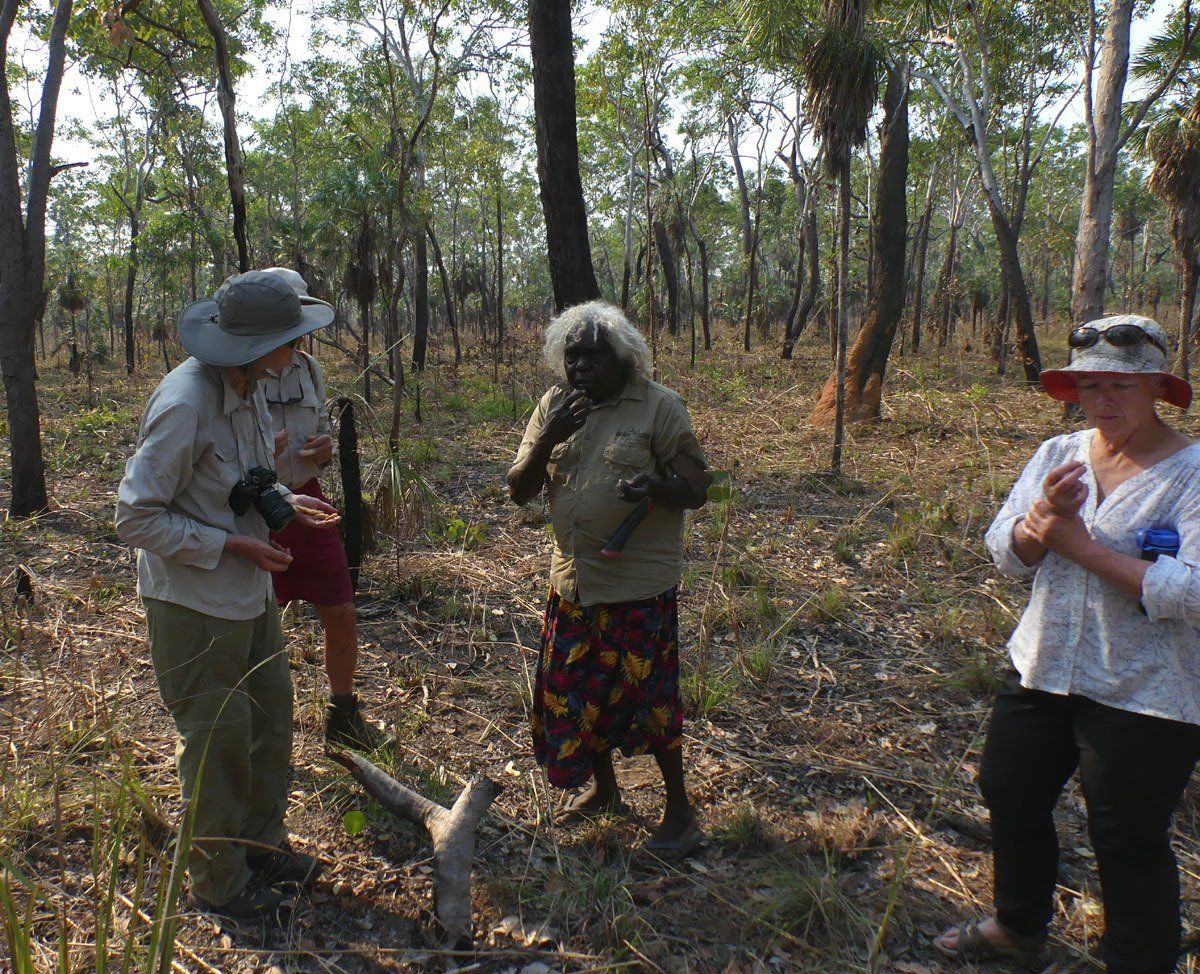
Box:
[1040,368,1193,410]
[177,299,334,367]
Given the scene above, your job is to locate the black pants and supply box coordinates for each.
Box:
[980,671,1200,974]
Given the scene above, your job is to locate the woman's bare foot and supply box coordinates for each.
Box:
[648,806,696,845]
[561,783,624,819]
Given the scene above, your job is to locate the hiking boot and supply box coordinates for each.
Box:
[247,841,324,889]
[190,879,285,921]
[325,694,388,751]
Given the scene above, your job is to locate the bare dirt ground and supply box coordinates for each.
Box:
[5,325,1200,974]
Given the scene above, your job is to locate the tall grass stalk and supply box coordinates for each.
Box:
[864,723,983,972]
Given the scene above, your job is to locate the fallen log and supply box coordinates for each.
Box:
[328,749,502,945]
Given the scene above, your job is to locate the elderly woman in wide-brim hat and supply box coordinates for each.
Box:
[935,315,1200,972]
[507,301,712,857]
[116,271,341,922]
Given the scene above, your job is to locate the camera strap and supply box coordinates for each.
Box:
[231,393,275,478]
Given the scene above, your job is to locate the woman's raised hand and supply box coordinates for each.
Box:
[1042,461,1088,517]
[539,389,591,447]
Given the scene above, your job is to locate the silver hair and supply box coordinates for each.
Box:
[542,301,652,381]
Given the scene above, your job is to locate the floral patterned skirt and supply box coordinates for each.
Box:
[531,587,684,789]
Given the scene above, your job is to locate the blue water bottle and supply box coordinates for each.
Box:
[1136,527,1181,562]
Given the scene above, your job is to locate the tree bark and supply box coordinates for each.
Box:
[811,65,909,423]
[528,0,600,311]
[620,150,637,310]
[1071,0,1133,325]
[696,236,712,350]
[909,169,936,353]
[829,158,851,470]
[987,199,1041,381]
[197,0,249,272]
[330,749,500,946]
[123,211,139,374]
[0,0,73,517]
[652,220,679,336]
[727,115,757,352]
[783,207,820,359]
[412,229,429,371]
[1178,253,1198,382]
[427,225,460,365]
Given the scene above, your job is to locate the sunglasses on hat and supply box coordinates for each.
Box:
[1068,323,1167,356]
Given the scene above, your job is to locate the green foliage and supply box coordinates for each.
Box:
[430,514,487,550]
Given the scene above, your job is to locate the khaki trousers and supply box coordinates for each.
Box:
[143,597,293,905]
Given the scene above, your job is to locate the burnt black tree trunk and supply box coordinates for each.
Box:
[529,0,600,311]
[0,0,73,517]
[652,220,679,336]
[696,236,712,350]
[412,230,430,371]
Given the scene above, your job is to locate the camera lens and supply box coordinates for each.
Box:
[255,484,295,531]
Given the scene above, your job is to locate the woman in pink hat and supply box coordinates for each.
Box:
[936,315,1200,972]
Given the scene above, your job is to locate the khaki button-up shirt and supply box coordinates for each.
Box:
[116,357,286,621]
[263,350,332,490]
[517,376,707,606]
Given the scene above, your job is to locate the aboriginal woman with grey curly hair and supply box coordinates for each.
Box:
[508,300,712,856]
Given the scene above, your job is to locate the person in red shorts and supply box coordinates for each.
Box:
[251,267,385,750]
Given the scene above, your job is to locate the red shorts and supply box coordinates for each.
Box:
[270,478,354,606]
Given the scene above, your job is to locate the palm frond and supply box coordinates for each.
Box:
[802,25,881,172]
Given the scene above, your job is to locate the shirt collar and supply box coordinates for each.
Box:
[218,368,253,415]
[593,374,647,408]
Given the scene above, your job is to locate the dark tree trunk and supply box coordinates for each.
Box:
[1178,253,1197,382]
[727,116,757,352]
[652,220,679,336]
[495,189,505,348]
[935,223,957,349]
[412,229,429,371]
[696,236,712,351]
[198,0,250,272]
[528,0,600,311]
[427,225,460,365]
[811,65,909,423]
[909,178,935,353]
[783,207,820,359]
[124,213,139,374]
[985,198,1042,382]
[0,0,72,517]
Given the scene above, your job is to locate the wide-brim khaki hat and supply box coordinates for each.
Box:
[1040,314,1192,410]
[178,270,334,367]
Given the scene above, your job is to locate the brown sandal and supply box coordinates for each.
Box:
[933,918,1046,966]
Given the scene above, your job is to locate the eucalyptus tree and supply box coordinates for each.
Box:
[319,0,515,370]
[1070,0,1198,325]
[912,0,1082,383]
[0,0,74,517]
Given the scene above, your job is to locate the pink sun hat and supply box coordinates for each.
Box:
[1040,314,1192,410]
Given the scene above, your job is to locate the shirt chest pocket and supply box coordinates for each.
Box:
[546,440,573,482]
[603,440,653,474]
[210,417,260,490]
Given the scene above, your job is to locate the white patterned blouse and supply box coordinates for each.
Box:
[986,428,1200,726]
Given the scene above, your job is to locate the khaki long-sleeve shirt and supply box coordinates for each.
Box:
[263,350,332,490]
[516,376,707,606]
[116,357,286,620]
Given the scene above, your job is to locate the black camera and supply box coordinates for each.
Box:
[228,466,294,531]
